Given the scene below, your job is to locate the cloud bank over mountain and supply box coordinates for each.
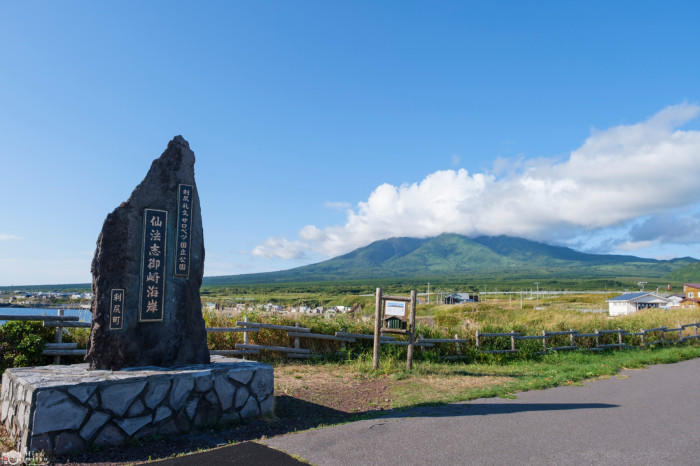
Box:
[254,104,700,260]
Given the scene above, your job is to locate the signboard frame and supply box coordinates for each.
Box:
[139,208,167,323]
[109,288,125,331]
[174,183,193,278]
[373,289,417,370]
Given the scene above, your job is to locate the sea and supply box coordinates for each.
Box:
[0,307,93,325]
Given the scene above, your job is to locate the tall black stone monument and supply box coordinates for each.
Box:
[86,136,210,370]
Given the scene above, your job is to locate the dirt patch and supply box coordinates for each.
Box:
[276,364,393,412]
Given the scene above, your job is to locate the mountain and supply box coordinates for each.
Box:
[204,234,698,285]
[664,262,700,282]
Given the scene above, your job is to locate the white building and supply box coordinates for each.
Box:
[607,292,669,316]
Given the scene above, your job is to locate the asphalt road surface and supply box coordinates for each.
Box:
[264,358,700,465]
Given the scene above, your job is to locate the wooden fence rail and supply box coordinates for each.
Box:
[2,314,700,364]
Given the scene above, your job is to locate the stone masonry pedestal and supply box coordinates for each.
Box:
[0,357,273,455]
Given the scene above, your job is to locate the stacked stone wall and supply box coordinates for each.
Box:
[0,357,273,455]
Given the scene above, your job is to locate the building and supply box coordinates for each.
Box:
[607,292,669,316]
[444,293,479,304]
[663,294,685,308]
[680,283,700,308]
[683,283,700,299]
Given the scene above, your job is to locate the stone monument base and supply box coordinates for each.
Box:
[0,356,273,455]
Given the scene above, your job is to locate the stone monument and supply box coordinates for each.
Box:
[1,137,274,456]
[86,135,210,369]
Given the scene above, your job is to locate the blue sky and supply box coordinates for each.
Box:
[2,1,700,285]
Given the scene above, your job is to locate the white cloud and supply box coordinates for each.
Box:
[255,104,700,259]
[251,237,308,260]
[323,201,352,211]
[616,240,655,252]
[0,234,22,241]
[628,212,700,244]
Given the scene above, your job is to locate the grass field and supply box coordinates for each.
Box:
[204,290,700,358]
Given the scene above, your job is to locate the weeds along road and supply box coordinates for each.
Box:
[263,358,700,465]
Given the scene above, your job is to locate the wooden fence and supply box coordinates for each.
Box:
[2,313,699,364]
[474,323,700,354]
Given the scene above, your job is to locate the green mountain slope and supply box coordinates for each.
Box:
[664,262,700,282]
[204,234,698,285]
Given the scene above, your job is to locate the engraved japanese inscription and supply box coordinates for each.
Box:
[109,288,125,330]
[139,208,167,322]
[175,184,193,277]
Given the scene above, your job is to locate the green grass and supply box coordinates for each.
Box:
[344,345,700,408]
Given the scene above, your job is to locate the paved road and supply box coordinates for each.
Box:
[265,359,700,465]
[155,441,305,465]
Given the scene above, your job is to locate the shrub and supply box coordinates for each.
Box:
[0,321,54,375]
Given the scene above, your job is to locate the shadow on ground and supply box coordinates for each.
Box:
[56,396,356,465]
[56,397,618,464]
[383,402,618,419]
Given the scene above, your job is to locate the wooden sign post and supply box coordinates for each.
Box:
[372,287,383,370]
[372,288,417,371]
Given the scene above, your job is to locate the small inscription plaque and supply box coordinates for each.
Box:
[175,184,193,277]
[139,208,167,322]
[109,288,125,330]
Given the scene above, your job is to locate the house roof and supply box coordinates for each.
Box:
[607,292,648,302]
[607,292,669,303]
[684,283,700,289]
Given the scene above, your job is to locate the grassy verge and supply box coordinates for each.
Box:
[276,344,700,411]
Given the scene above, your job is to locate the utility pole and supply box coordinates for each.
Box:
[534,282,540,308]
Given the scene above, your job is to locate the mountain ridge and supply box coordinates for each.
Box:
[204,234,698,285]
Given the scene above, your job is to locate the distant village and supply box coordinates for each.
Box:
[0,290,93,306]
[606,283,700,316]
[2,286,699,318]
[209,302,358,318]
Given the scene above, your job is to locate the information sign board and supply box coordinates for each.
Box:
[385,300,407,318]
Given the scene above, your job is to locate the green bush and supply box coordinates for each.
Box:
[0,321,54,375]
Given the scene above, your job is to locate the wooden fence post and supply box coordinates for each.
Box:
[677,322,682,342]
[569,329,574,348]
[294,322,300,350]
[475,330,480,352]
[594,329,599,349]
[54,309,63,365]
[242,316,249,360]
[640,329,645,347]
[510,330,516,352]
[454,334,462,355]
[406,290,417,371]
[372,288,382,370]
[541,329,547,351]
[617,328,622,348]
[340,327,346,351]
